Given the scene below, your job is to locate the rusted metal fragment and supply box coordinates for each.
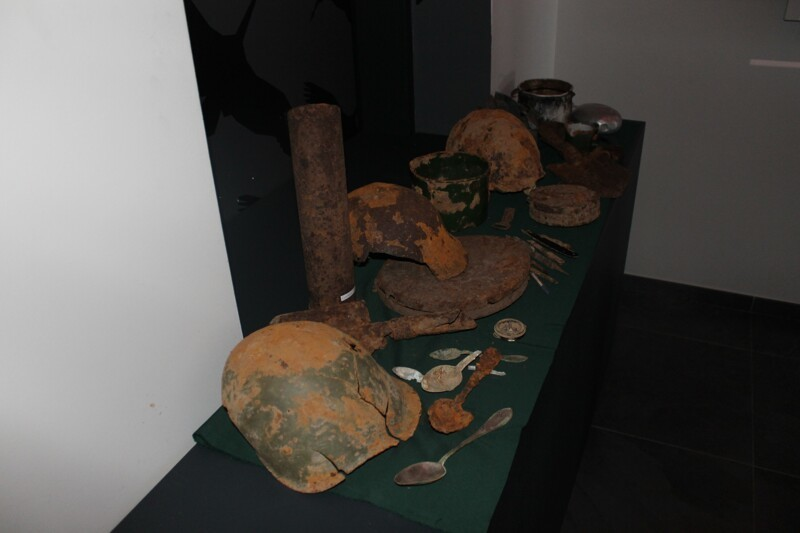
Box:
[446,108,545,193]
[288,104,355,308]
[271,299,476,353]
[376,312,476,341]
[375,235,531,319]
[428,347,502,434]
[348,182,468,280]
[271,300,372,333]
[537,120,630,198]
[491,207,516,231]
[222,321,421,493]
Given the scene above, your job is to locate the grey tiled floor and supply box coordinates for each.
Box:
[562,275,800,532]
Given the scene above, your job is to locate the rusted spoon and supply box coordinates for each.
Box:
[428,347,502,433]
[394,407,513,486]
[421,350,481,393]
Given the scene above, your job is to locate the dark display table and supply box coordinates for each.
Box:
[115,121,644,532]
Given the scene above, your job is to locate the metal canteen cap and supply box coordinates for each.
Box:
[570,103,623,134]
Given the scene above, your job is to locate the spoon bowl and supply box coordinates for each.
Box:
[392,366,424,382]
[393,460,447,485]
[394,407,513,485]
[421,350,481,393]
[429,348,471,361]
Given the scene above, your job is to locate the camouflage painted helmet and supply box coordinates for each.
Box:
[222,320,421,493]
[446,108,545,193]
[348,182,468,280]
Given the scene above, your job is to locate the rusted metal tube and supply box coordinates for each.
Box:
[287,104,355,308]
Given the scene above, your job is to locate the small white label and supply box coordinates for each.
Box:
[340,286,356,302]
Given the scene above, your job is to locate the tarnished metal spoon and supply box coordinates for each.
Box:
[393,407,513,486]
[429,348,527,364]
[421,350,481,393]
[429,348,472,361]
[393,365,504,384]
[392,366,425,383]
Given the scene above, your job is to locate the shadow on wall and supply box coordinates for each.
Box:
[183,0,360,219]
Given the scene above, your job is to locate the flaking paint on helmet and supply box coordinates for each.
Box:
[222,321,421,493]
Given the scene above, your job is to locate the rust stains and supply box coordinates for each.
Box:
[287,103,354,308]
[270,299,476,353]
[348,182,467,280]
[221,320,421,493]
[375,235,530,319]
[447,108,545,193]
[428,347,502,433]
[428,184,468,214]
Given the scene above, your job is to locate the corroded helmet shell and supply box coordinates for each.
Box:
[222,321,421,493]
[348,182,468,280]
[446,108,545,193]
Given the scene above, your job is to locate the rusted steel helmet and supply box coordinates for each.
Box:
[348,182,468,280]
[222,321,421,493]
[446,108,545,193]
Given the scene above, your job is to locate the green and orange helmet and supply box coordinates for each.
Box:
[222,321,421,493]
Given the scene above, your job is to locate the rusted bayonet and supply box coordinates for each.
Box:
[271,299,476,353]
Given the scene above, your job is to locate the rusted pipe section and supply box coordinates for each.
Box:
[287,104,355,308]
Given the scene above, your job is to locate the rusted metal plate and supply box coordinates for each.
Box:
[288,104,355,308]
[537,120,630,198]
[375,235,531,319]
[446,108,545,193]
[348,182,468,280]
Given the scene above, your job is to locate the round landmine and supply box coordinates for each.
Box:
[528,183,601,227]
[493,318,527,341]
[375,235,531,319]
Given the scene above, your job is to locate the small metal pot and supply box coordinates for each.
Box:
[513,79,574,125]
[409,151,489,232]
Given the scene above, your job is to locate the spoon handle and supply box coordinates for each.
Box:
[455,350,482,372]
[439,407,513,466]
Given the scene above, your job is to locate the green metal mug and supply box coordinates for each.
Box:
[409,151,489,232]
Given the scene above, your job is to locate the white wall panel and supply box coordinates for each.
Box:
[0,2,242,531]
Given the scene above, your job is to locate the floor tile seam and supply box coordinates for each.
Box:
[622,277,759,312]
[590,424,755,469]
[614,323,752,354]
[751,349,800,362]
[626,276,800,314]
[622,296,800,320]
[753,464,800,481]
[619,300,754,315]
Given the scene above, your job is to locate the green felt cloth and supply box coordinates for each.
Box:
[194,187,610,532]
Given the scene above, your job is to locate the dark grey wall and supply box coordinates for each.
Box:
[185,0,359,221]
[412,0,491,134]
